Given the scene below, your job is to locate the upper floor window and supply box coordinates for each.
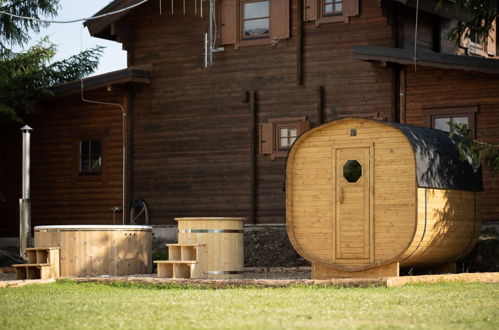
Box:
[220,0,289,47]
[242,1,270,39]
[304,0,358,25]
[322,0,342,17]
[79,139,102,176]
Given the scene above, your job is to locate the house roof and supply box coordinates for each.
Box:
[353,46,499,74]
[385,120,483,192]
[49,67,151,97]
[84,0,146,39]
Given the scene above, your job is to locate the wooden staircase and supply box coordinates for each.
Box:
[154,244,205,279]
[12,247,60,280]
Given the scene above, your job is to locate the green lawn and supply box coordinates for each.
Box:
[0,281,498,329]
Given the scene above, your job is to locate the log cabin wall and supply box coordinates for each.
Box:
[0,127,22,237]
[120,0,395,225]
[0,90,126,237]
[403,66,499,223]
[30,91,126,228]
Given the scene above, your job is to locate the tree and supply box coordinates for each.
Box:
[450,123,499,176]
[438,0,498,42]
[0,0,103,123]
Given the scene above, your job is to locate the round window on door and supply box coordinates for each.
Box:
[343,160,362,183]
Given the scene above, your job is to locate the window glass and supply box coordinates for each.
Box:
[244,1,268,19]
[279,127,298,149]
[244,19,270,36]
[243,1,269,37]
[323,0,342,15]
[80,140,89,156]
[434,116,469,133]
[79,139,102,176]
[343,160,362,183]
[434,117,451,132]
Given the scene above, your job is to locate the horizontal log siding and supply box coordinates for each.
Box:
[0,127,22,237]
[404,66,499,222]
[119,0,394,225]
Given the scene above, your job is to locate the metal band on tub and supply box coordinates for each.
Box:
[179,229,244,233]
[204,270,244,275]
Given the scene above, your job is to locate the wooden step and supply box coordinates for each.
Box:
[154,260,197,264]
[11,264,52,280]
[167,244,206,265]
[155,261,201,279]
[12,246,60,279]
[12,263,50,267]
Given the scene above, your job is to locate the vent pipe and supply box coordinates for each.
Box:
[19,125,33,260]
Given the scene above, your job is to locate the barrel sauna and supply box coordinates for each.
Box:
[286,117,482,278]
[34,225,153,277]
[176,217,245,279]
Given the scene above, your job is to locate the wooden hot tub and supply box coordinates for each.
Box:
[176,217,245,279]
[34,225,152,277]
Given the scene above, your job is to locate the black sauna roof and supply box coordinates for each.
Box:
[385,121,483,192]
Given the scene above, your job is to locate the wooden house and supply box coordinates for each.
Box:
[286,117,482,278]
[1,0,498,251]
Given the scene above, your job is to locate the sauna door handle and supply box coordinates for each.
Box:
[339,187,345,204]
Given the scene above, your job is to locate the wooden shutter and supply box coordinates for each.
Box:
[487,20,496,56]
[298,119,310,135]
[303,0,318,22]
[260,123,273,155]
[343,0,359,17]
[270,0,290,40]
[220,0,237,45]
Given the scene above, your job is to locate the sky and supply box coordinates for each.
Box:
[19,0,128,75]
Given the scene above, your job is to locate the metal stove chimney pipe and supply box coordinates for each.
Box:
[19,125,33,260]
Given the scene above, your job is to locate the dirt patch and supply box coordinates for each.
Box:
[244,227,308,267]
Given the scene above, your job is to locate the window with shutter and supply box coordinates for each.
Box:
[220,0,290,47]
[259,117,310,159]
[303,0,359,25]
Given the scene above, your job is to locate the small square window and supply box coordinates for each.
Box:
[279,127,298,149]
[260,117,310,159]
[79,139,102,176]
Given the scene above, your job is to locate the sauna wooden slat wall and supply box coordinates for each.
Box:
[287,118,417,271]
[400,188,480,267]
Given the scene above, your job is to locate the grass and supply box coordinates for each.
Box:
[0,281,498,329]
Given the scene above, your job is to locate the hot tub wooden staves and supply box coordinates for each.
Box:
[286,118,482,278]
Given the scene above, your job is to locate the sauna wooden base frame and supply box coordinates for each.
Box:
[312,262,400,279]
[12,247,60,280]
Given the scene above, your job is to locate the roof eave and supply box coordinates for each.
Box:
[353,46,499,75]
[49,67,151,98]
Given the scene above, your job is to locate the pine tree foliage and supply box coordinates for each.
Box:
[0,0,59,48]
[0,0,103,123]
[450,123,499,175]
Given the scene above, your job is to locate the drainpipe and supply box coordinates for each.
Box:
[19,125,33,260]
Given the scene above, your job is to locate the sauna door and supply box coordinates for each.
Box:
[333,145,374,263]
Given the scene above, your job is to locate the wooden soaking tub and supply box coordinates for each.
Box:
[176,217,245,279]
[286,117,482,278]
[34,225,152,277]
